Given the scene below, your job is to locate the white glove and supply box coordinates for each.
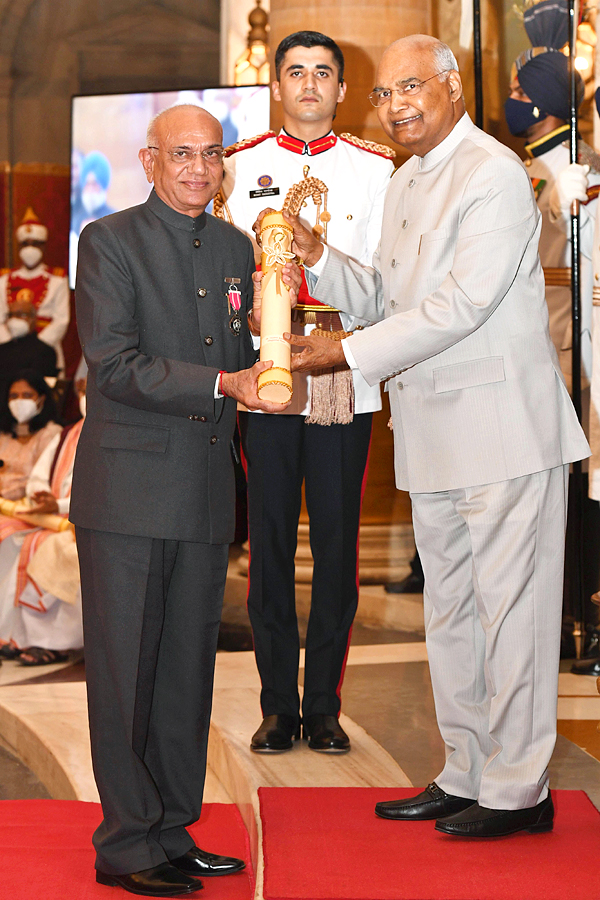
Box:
[549,163,590,219]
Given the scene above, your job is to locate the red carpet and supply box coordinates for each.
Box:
[259,787,598,900]
[0,800,253,899]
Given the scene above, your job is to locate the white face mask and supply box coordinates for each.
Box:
[6,317,30,339]
[82,188,107,214]
[19,246,43,269]
[79,395,86,418]
[9,398,40,424]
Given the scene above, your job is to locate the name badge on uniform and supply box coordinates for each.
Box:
[249,174,279,199]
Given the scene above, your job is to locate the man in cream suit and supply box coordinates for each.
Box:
[282,34,589,838]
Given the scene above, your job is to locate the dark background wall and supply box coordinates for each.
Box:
[0,0,221,166]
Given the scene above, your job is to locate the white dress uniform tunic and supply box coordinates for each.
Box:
[218,129,394,723]
[523,127,600,386]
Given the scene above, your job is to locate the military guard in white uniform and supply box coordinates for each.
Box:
[217,31,394,753]
[0,208,70,373]
[547,82,600,673]
[505,0,600,661]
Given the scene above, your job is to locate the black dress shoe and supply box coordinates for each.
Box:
[375,782,475,820]
[303,714,350,752]
[384,571,425,594]
[170,846,245,877]
[96,861,202,896]
[435,794,554,837]
[571,655,600,676]
[250,714,300,752]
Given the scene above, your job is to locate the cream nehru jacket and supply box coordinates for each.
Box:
[307,114,589,493]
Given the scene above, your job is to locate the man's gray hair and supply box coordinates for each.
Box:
[433,41,459,74]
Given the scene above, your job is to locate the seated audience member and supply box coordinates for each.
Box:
[0,208,70,373]
[0,370,61,503]
[0,378,85,665]
[0,296,58,390]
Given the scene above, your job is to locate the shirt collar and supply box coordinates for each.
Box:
[418,112,474,171]
[277,129,337,156]
[524,124,570,159]
[146,188,207,232]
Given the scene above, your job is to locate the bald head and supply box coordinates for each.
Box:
[374,34,464,157]
[139,104,225,217]
[147,104,222,149]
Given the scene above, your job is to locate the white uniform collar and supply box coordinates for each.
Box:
[12,263,48,280]
[418,112,473,171]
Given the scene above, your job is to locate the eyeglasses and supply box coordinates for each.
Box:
[368,72,450,107]
[147,146,226,165]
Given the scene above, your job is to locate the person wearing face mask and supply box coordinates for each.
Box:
[504,0,599,384]
[0,377,86,666]
[0,296,58,391]
[544,86,600,673]
[505,0,600,662]
[0,370,61,504]
[0,208,70,373]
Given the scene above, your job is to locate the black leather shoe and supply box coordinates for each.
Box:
[435,794,554,837]
[170,846,245,877]
[96,862,202,896]
[250,714,300,752]
[384,572,424,594]
[303,714,350,752]
[571,655,600,676]
[375,782,475,820]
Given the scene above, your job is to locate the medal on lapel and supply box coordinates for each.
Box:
[225,277,242,335]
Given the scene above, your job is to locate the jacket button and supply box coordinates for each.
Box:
[193,239,201,248]
[408,179,415,188]
[397,381,404,390]
[402,219,408,229]
[391,259,396,267]
[199,416,207,422]
[204,336,213,345]
[210,435,218,444]
[197,288,207,297]
[390,299,396,308]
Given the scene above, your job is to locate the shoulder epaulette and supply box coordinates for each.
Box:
[224,130,277,159]
[51,266,65,277]
[339,133,396,160]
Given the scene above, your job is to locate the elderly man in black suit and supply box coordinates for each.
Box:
[71,104,297,897]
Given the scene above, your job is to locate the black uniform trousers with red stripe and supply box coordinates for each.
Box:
[238,410,373,724]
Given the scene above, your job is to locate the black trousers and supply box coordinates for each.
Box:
[239,411,373,721]
[76,527,228,875]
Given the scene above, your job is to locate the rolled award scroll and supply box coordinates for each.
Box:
[0,497,73,533]
[257,211,295,403]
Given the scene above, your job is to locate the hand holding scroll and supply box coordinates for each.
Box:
[249,266,301,335]
[253,209,324,268]
[221,360,292,412]
[286,331,346,372]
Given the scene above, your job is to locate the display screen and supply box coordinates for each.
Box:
[69,85,270,286]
